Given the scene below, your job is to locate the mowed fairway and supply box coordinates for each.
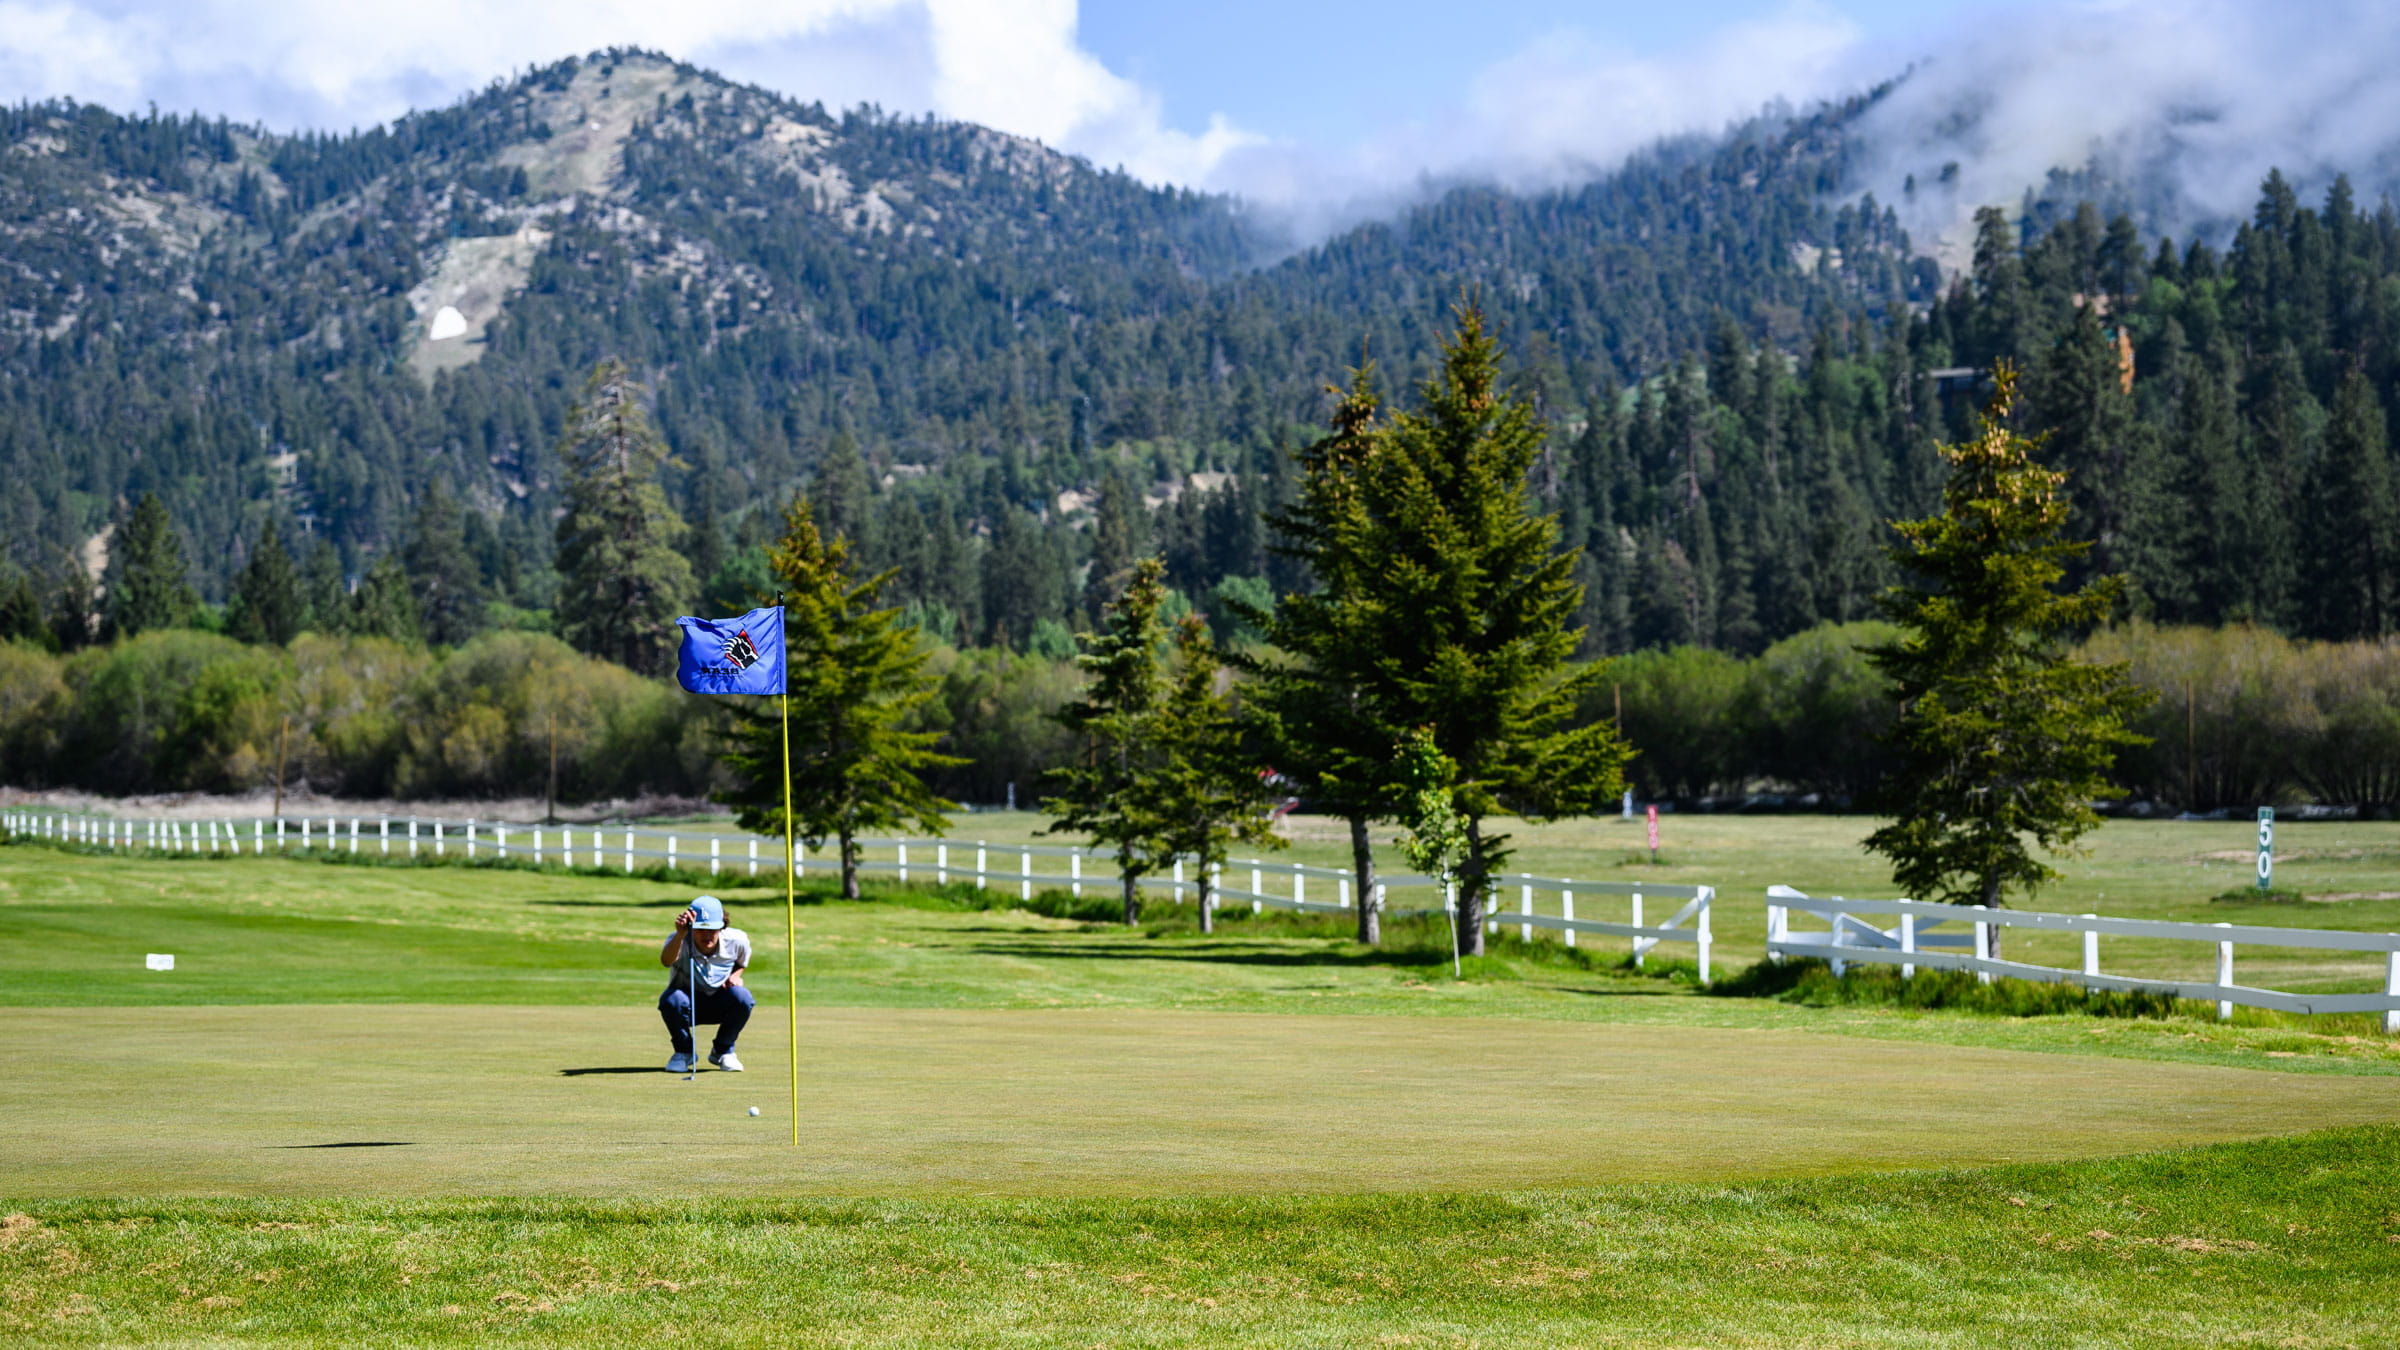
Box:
[12,1004,2399,1199]
[9,834,2400,1346]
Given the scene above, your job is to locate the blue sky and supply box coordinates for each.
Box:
[1079,0,1963,149]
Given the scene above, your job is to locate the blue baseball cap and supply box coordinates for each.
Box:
[685,895,727,930]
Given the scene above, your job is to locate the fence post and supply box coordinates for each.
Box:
[1251,862,1262,914]
[1173,858,1185,903]
[1975,919,1992,985]
[2082,919,2100,982]
[2216,922,2235,1021]
[1020,848,1030,902]
[977,842,987,892]
[2385,950,2399,1035]
[1561,890,1575,948]
[1070,852,1081,897]
[1697,888,1713,986]
[1338,875,1349,910]
[748,839,757,877]
[795,838,805,880]
[1632,892,1645,968]
[937,843,947,885]
[1295,870,1306,909]
[898,842,908,883]
[253,819,263,856]
[668,835,678,874]
[377,818,387,856]
[496,825,507,860]
[534,827,544,865]
[1900,909,1916,980]
[711,838,720,876]
[432,820,443,857]
[466,820,477,860]
[623,829,633,874]
[1520,877,1533,944]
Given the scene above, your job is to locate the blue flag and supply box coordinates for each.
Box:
[674,606,786,695]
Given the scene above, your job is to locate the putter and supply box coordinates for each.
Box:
[687,907,699,1082]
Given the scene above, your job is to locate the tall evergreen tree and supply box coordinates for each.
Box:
[1866,367,2152,911]
[225,518,306,646]
[404,483,487,646]
[0,571,48,648]
[47,564,93,652]
[1247,365,1403,943]
[1081,471,1142,623]
[348,556,422,643]
[100,493,197,640]
[2300,370,2399,639]
[1146,614,1283,934]
[1329,308,1631,957]
[300,539,348,636]
[718,497,960,900]
[1043,556,1172,926]
[553,359,696,676]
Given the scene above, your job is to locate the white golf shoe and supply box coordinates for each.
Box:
[666,1051,695,1073]
[710,1051,745,1072]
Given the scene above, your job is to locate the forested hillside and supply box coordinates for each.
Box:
[4,47,2399,661]
[0,48,1922,635]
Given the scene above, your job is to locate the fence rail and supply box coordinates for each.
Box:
[0,808,1712,981]
[1766,885,2400,1031]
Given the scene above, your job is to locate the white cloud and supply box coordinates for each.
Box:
[0,0,1260,182]
[1853,0,2400,257]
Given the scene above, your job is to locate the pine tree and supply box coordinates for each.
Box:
[2300,370,2398,639]
[1866,366,2153,911]
[1043,555,1172,926]
[717,497,961,901]
[404,483,487,646]
[1330,308,1631,957]
[0,571,48,648]
[48,563,93,652]
[100,493,197,640]
[1246,364,1404,943]
[300,539,348,636]
[553,359,696,675]
[348,556,422,643]
[1146,614,1282,934]
[1081,471,1141,623]
[225,518,305,646]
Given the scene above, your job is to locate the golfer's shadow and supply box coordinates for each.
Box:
[558,1066,670,1076]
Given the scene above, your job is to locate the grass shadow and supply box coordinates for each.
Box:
[961,940,1454,970]
[558,1067,667,1077]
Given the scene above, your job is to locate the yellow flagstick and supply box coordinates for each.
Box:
[782,684,798,1146]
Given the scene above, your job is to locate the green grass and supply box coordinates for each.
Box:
[9,1127,2400,1346]
[6,831,2400,1344]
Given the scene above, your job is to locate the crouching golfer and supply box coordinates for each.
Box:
[659,895,751,1073]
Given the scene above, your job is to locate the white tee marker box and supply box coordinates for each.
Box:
[145,954,175,971]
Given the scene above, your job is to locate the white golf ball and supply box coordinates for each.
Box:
[748,1107,760,1117]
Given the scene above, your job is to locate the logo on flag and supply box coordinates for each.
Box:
[675,605,786,695]
[722,628,761,671]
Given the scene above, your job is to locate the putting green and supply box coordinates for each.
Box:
[7,1005,2395,1199]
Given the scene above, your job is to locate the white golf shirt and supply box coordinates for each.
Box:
[674,928,751,991]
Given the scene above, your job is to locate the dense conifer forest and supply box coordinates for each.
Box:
[4,48,2400,757]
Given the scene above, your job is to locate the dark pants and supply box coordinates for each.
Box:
[659,982,754,1057]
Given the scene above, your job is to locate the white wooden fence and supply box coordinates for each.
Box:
[1767,885,2400,1032]
[0,808,1712,979]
